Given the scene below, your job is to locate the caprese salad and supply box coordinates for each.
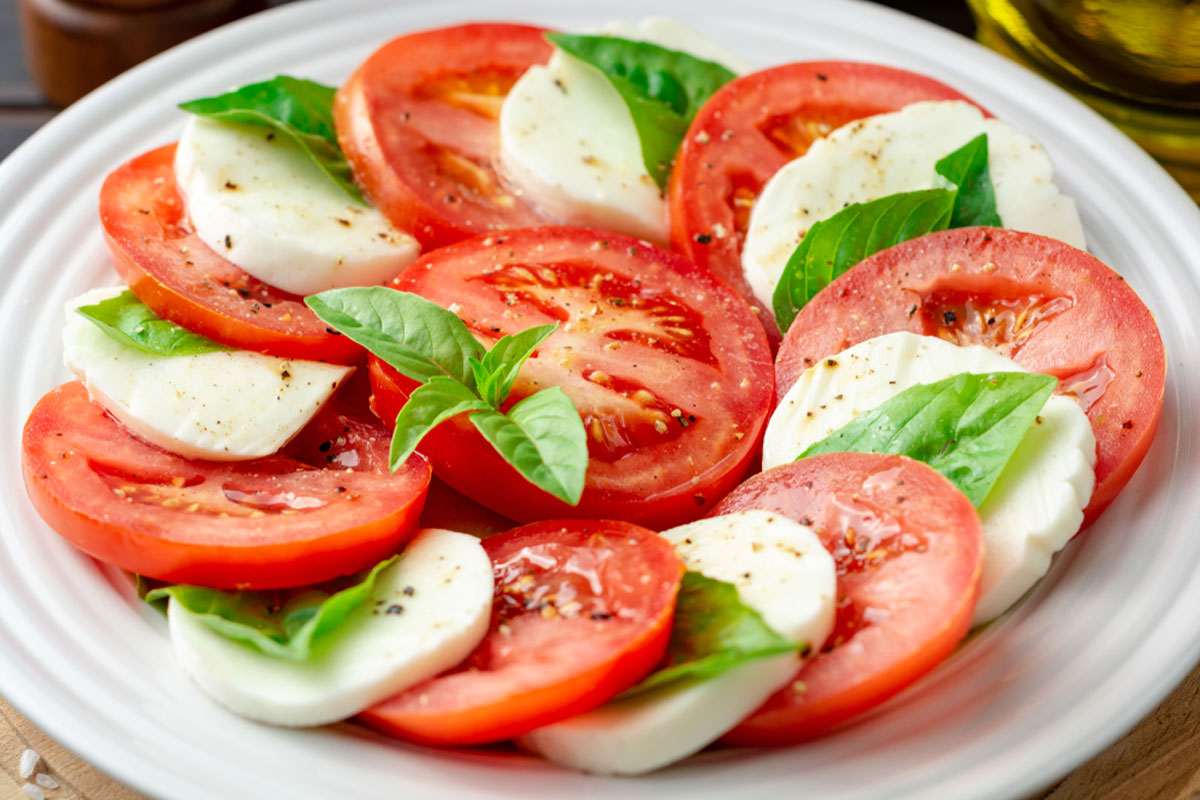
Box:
[18,15,1165,777]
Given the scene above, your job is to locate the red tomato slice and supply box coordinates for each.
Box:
[668,62,984,342]
[360,518,682,745]
[775,227,1166,525]
[710,454,982,745]
[335,23,554,249]
[21,381,430,589]
[370,226,773,530]
[100,144,361,364]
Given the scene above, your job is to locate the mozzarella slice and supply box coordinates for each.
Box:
[520,511,835,774]
[742,100,1088,307]
[765,331,1095,626]
[175,116,419,296]
[498,18,749,244]
[63,288,352,461]
[167,528,493,727]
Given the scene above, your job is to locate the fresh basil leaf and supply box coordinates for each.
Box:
[547,33,736,191]
[389,376,490,470]
[772,189,955,331]
[934,133,1003,228]
[144,556,397,661]
[619,572,801,699]
[476,323,558,408]
[470,387,587,505]
[801,372,1057,507]
[180,75,365,205]
[307,288,485,387]
[76,290,231,357]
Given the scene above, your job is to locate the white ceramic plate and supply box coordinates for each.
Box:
[1,1,1198,798]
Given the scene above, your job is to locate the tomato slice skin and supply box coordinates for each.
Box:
[100,144,362,364]
[709,454,982,745]
[335,23,554,250]
[775,227,1166,525]
[21,381,431,589]
[359,518,683,745]
[668,61,984,343]
[370,225,773,530]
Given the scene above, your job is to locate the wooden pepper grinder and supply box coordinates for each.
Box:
[19,0,270,108]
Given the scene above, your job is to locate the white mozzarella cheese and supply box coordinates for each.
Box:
[742,100,1088,308]
[520,510,835,774]
[764,331,1095,626]
[175,116,419,296]
[498,18,749,244]
[63,288,352,461]
[167,528,494,727]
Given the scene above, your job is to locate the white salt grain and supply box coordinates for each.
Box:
[18,748,39,779]
[35,773,58,789]
[20,782,45,800]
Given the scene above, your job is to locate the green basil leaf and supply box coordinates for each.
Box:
[389,376,490,471]
[470,387,587,505]
[801,372,1057,507]
[306,288,485,387]
[477,323,558,408]
[772,189,955,332]
[934,133,1003,228]
[144,556,397,661]
[619,571,801,699]
[180,75,365,205]
[76,290,231,356]
[547,33,736,191]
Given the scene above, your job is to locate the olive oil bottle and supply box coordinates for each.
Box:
[968,0,1200,200]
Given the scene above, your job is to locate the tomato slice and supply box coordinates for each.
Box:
[100,144,361,364]
[709,454,982,745]
[668,62,984,342]
[21,381,430,589]
[360,518,682,745]
[775,227,1166,525]
[335,23,554,249]
[370,226,773,530]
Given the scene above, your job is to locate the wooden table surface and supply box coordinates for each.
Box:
[2,1,1198,798]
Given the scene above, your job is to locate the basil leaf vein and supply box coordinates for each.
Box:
[619,571,802,700]
[800,371,1057,507]
[547,33,735,191]
[144,556,397,661]
[179,75,365,205]
[76,290,231,357]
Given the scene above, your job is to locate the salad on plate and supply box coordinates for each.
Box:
[15,13,1167,780]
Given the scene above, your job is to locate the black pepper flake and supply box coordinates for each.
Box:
[280,369,291,379]
[224,181,239,190]
[693,493,707,506]
[386,604,405,615]
[896,496,907,504]
[590,611,612,621]
[694,233,713,245]
[137,208,150,215]
[1122,420,1134,429]
[334,486,346,493]
[326,327,343,336]
[815,73,828,81]
[799,517,813,526]
[825,358,838,367]
[237,288,251,298]
[444,194,457,204]
[403,586,415,596]
[224,234,233,249]
[908,305,918,318]
[266,132,275,141]
[627,246,639,256]
[987,316,996,325]
[335,218,351,227]
[943,310,957,325]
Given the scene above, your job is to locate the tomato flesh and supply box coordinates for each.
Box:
[668,62,984,343]
[711,454,982,745]
[359,519,683,745]
[335,23,554,249]
[22,382,430,589]
[371,226,773,530]
[775,227,1166,525]
[99,144,361,364]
